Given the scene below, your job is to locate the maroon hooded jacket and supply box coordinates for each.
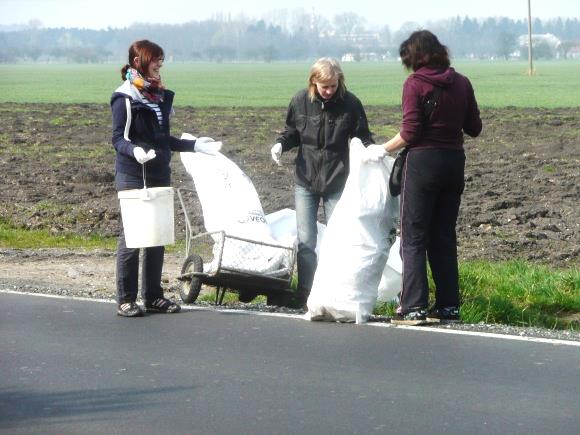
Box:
[400,66,482,150]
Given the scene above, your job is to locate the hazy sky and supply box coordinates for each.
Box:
[1,0,578,30]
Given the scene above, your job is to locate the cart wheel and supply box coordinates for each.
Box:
[179,254,203,303]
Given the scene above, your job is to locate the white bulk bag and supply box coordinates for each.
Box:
[377,237,402,303]
[265,208,326,257]
[180,135,288,275]
[306,138,399,323]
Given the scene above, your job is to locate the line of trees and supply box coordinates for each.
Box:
[1,14,579,63]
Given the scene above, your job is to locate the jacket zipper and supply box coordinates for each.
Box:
[314,100,326,193]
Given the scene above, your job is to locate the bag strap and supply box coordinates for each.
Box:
[397,86,442,158]
[423,86,443,121]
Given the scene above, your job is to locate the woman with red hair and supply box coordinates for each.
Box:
[111,40,221,317]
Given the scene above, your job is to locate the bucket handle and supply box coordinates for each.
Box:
[142,163,147,189]
[139,163,151,200]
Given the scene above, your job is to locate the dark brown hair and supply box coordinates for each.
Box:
[399,30,450,71]
[120,40,165,80]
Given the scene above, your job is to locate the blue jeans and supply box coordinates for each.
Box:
[295,185,342,299]
[115,171,170,304]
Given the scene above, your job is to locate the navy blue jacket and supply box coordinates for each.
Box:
[111,80,196,180]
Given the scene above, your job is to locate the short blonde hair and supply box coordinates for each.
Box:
[308,57,346,101]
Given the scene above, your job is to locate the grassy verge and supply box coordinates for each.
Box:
[374,261,579,330]
[457,261,579,330]
[1,223,577,330]
[0,220,183,252]
[0,220,117,250]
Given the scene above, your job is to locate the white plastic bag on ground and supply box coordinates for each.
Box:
[377,237,402,303]
[180,135,288,275]
[306,138,399,323]
[265,208,326,257]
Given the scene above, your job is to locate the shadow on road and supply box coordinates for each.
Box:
[0,385,196,430]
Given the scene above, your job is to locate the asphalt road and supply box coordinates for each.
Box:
[1,292,578,435]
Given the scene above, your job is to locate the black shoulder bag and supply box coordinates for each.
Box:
[388,86,443,197]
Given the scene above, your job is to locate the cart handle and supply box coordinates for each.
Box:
[176,187,196,233]
[176,188,197,257]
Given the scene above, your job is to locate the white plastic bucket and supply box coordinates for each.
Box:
[117,187,175,248]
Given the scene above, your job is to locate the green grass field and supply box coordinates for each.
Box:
[1,60,578,107]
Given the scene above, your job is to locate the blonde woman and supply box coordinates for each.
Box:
[270,57,374,308]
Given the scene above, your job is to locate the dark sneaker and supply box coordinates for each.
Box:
[117,302,144,317]
[427,306,460,323]
[145,298,181,314]
[392,308,430,326]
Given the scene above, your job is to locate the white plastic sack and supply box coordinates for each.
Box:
[306,138,399,323]
[180,135,289,275]
[265,208,326,257]
[266,208,297,247]
[377,237,402,303]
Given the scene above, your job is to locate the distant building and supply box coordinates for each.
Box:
[341,53,356,62]
[517,33,562,58]
[337,30,384,62]
[565,44,580,59]
[518,33,561,49]
[341,52,388,62]
[338,31,381,45]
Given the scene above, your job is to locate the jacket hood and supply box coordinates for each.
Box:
[110,80,148,105]
[411,67,456,88]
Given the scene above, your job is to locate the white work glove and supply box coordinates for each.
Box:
[133,146,156,164]
[271,143,282,166]
[194,138,222,155]
[195,136,214,144]
[180,133,214,144]
[362,144,387,163]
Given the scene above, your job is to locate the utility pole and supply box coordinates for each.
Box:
[527,0,534,75]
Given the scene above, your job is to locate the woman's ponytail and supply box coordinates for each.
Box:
[120,63,131,81]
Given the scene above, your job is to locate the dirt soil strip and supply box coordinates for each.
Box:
[1,104,578,266]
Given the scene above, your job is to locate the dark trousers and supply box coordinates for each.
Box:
[115,171,170,304]
[399,148,465,312]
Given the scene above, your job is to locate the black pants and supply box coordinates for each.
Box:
[399,148,465,312]
[115,171,170,304]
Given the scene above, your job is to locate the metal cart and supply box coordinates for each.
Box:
[176,188,296,305]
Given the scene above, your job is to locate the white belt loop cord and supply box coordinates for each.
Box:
[123,97,132,142]
[124,97,147,189]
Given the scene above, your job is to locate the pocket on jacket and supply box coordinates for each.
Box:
[328,112,352,140]
[301,115,320,143]
[295,114,307,131]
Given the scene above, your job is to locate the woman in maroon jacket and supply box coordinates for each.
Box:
[367,30,482,325]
